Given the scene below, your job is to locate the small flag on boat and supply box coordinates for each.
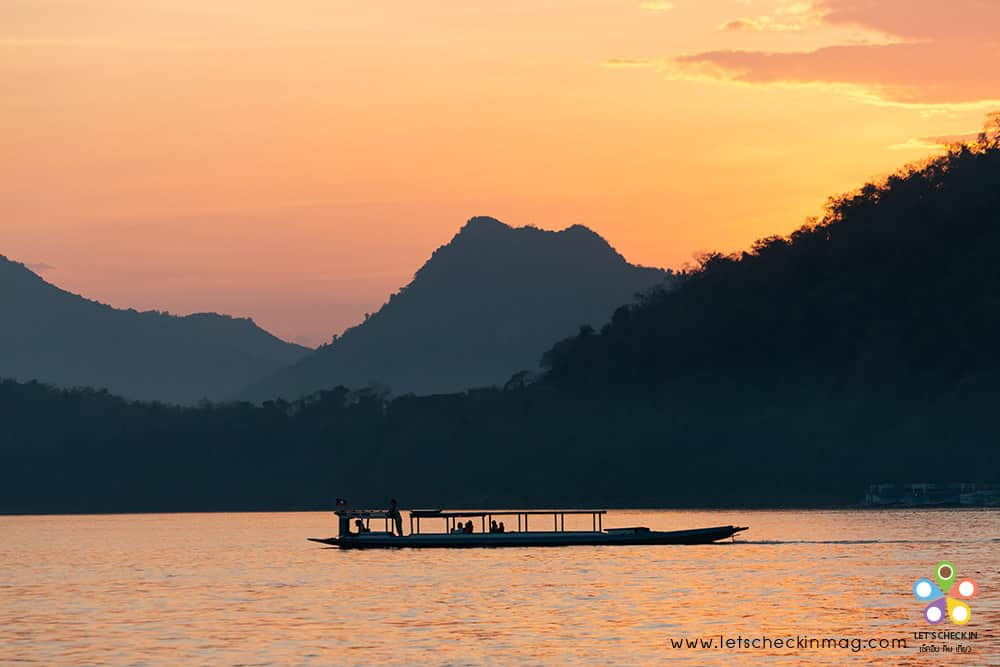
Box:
[335,498,348,506]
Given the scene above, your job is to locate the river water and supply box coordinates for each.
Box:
[1,509,997,665]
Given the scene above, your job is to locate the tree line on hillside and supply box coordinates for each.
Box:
[2,369,996,514]
[542,123,1000,391]
[2,128,999,513]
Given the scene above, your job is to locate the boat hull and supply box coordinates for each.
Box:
[308,525,748,549]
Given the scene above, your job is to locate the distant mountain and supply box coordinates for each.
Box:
[242,217,671,400]
[0,256,309,403]
[3,142,1000,513]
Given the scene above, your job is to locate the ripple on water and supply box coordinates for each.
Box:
[0,509,997,665]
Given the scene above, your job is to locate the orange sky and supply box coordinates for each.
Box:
[2,0,998,346]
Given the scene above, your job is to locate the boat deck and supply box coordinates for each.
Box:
[309,524,748,549]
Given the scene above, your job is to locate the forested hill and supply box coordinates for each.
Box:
[542,139,1000,391]
[0,258,309,404]
[241,217,670,400]
[1,142,998,513]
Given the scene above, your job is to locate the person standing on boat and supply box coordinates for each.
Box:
[388,498,404,537]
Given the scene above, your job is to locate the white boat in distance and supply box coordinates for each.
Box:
[308,508,748,549]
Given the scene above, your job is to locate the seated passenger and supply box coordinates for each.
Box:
[464,520,474,534]
[498,521,506,533]
[490,520,499,533]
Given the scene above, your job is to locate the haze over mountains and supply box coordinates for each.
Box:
[5,141,999,512]
[241,217,671,400]
[0,256,309,403]
[2,218,669,404]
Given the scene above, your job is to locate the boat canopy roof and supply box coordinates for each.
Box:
[408,509,607,519]
[334,509,393,519]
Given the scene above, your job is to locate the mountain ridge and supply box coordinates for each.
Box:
[2,141,1000,512]
[0,255,309,403]
[240,216,672,400]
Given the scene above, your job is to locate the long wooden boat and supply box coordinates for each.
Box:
[308,508,748,549]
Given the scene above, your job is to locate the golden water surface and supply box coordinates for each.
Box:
[1,509,997,665]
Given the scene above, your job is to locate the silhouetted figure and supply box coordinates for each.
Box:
[498,521,506,533]
[464,520,474,534]
[355,519,370,534]
[388,498,403,537]
[490,519,499,533]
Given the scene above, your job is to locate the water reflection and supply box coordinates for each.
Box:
[1,510,996,665]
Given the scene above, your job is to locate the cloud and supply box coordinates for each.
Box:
[818,0,1000,42]
[26,262,55,273]
[720,19,755,32]
[673,42,1000,105]
[888,132,983,151]
[602,58,658,69]
[670,1,1000,106]
[639,1,673,13]
[719,17,809,32]
[719,1,824,32]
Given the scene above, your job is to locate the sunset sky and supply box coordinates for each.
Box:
[3,0,998,346]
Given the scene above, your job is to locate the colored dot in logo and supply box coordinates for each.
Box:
[913,577,942,601]
[953,579,978,599]
[925,599,946,624]
[935,561,957,591]
[947,598,972,625]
